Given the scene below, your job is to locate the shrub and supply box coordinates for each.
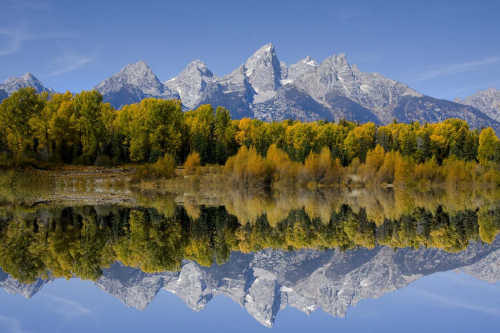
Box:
[266,144,300,185]
[224,146,271,187]
[134,153,177,182]
[183,152,201,175]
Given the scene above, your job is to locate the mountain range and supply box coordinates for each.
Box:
[2,239,500,327]
[1,44,500,131]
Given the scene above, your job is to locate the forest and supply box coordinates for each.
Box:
[2,88,500,188]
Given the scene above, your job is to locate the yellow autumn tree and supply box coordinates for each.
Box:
[183,152,201,175]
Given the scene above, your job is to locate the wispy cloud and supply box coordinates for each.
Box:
[45,51,95,77]
[0,316,31,333]
[42,294,93,318]
[414,291,500,316]
[0,21,75,58]
[333,7,361,20]
[413,57,500,81]
[0,27,32,56]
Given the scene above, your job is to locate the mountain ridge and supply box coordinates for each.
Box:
[456,87,500,122]
[2,46,500,132]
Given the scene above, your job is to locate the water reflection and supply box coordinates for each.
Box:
[0,198,499,327]
[2,240,500,327]
[1,201,499,283]
[1,172,500,326]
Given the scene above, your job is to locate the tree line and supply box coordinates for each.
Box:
[2,88,500,179]
[1,201,499,284]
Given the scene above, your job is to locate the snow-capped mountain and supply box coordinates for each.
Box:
[0,72,53,96]
[161,44,500,130]
[2,47,500,131]
[456,88,500,122]
[2,238,500,327]
[95,60,179,109]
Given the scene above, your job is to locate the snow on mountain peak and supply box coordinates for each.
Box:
[0,72,51,95]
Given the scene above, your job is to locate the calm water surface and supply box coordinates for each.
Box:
[0,174,499,332]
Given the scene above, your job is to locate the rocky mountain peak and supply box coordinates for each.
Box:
[22,72,36,79]
[0,72,52,95]
[287,56,319,81]
[127,59,148,68]
[320,53,350,69]
[117,60,158,82]
[244,43,283,103]
[299,53,356,91]
[245,43,276,65]
[95,60,178,109]
[185,59,213,76]
[170,59,215,82]
[164,59,217,109]
[96,60,162,94]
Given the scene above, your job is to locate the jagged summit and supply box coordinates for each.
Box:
[180,59,213,76]
[164,59,216,109]
[96,60,164,96]
[287,55,319,81]
[22,72,36,79]
[0,72,53,95]
[243,43,284,102]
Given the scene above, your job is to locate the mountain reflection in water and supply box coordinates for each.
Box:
[1,195,500,327]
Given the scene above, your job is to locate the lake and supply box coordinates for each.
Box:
[0,171,499,332]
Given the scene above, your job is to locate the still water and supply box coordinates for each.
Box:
[0,174,499,332]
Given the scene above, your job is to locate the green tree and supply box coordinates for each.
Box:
[478,127,499,164]
[0,87,46,158]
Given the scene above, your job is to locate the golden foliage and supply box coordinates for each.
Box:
[183,152,201,175]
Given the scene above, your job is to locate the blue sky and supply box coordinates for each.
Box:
[0,0,499,100]
[1,271,500,332]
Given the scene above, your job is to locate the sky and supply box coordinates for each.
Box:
[1,271,500,332]
[0,0,499,100]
